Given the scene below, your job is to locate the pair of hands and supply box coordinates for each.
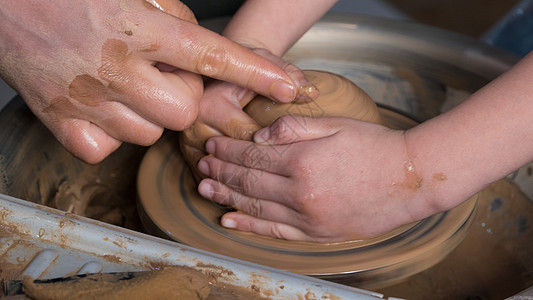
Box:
[0,0,300,163]
[0,0,436,242]
[194,109,432,242]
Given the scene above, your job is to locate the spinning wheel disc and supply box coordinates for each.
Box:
[137,108,477,288]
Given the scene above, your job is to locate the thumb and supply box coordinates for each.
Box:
[253,115,342,145]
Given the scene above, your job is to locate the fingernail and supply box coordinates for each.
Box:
[221,217,236,229]
[270,80,296,102]
[197,159,210,176]
[198,180,214,199]
[253,127,270,144]
[205,140,215,154]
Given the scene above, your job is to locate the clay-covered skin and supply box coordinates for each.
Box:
[180,70,385,180]
[0,0,301,164]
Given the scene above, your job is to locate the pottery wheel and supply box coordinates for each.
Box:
[137,108,477,288]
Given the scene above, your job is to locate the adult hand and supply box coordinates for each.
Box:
[0,0,300,164]
[180,48,317,180]
[196,116,441,242]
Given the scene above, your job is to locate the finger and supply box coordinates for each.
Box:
[198,178,299,223]
[56,119,122,164]
[197,157,293,202]
[97,49,202,131]
[203,137,292,175]
[77,100,164,146]
[199,80,259,140]
[253,115,343,145]
[252,49,319,101]
[144,0,197,24]
[135,12,299,103]
[44,96,160,161]
[178,81,259,171]
[220,211,312,241]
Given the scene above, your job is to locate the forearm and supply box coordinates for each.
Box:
[223,0,338,56]
[406,51,533,213]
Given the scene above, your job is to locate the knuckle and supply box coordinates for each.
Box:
[239,144,271,169]
[247,198,262,217]
[290,183,315,211]
[240,148,256,166]
[194,45,230,78]
[270,116,298,142]
[134,127,163,146]
[229,189,244,207]
[171,99,199,130]
[269,223,285,240]
[237,171,255,195]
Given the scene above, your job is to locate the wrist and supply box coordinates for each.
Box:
[403,121,484,218]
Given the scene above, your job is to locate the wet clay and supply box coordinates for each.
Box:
[391,161,423,192]
[244,70,384,127]
[21,266,268,300]
[180,70,385,181]
[69,74,108,107]
[22,266,210,300]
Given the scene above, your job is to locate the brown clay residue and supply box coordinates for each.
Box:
[323,292,342,300]
[69,75,107,107]
[0,218,21,235]
[138,43,161,52]
[225,119,261,141]
[103,254,122,264]
[392,161,423,191]
[69,74,108,107]
[433,173,448,181]
[0,258,22,281]
[98,39,130,90]
[22,266,211,300]
[57,218,77,229]
[145,260,169,270]
[42,96,78,117]
[0,206,12,221]
[297,83,320,100]
[304,290,318,300]
[112,241,124,248]
[196,262,236,278]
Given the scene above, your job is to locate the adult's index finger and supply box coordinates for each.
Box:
[139,14,299,103]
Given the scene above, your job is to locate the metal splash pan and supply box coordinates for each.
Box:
[0,194,383,299]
